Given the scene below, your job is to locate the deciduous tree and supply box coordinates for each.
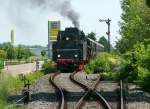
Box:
[116,0,150,53]
[87,32,97,41]
[98,36,109,52]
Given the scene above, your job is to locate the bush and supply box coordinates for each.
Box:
[85,53,119,73]
[84,53,120,80]
[119,39,150,92]
[30,56,42,62]
[139,73,150,92]
[42,60,57,74]
[26,71,44,84]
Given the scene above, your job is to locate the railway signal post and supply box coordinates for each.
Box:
[99,18,111,52]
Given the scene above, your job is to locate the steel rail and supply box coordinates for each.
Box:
[70,71,112,109]
[94,90,112,109]
[72,91,89,109]
[50,72,66,109]
[120,80,124,109]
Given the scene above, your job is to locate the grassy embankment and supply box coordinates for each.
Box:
[0,71,44,109]
[0,60,57,109]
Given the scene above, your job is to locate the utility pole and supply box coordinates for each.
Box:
[99,18,111,52]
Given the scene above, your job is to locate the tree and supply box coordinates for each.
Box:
[6,47,16,59]
[41,50,46,57]
[116,0,150,53]
[98,36,109,52]
[16,47,32,60]
[23,48,32,59]
[146,0,150,7]
[0,50,6,59]
[16,47,24,60]
[87,32,96,41]
[0,42,11,50]
[119,39,150,92]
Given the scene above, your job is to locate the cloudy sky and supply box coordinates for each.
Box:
[0,0,122,46]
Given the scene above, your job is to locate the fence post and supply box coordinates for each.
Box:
[22,79,31,104]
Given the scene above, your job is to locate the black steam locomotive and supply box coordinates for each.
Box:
[52,27,104,72]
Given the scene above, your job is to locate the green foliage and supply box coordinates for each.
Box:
[84,53,120,80]
[0,59,4,70]
[6,47,16,59]
[41,50,46,57]
[139,72,150,92]
[42,60,57,74]
[6,47,32,60]
[116,0,150,53]
[146,0,150,7]
[0,42,11,50]
[30,56,41,62]
[120,39,150,92]
[87,32,97,41]
[0,71,45,108]
[26,72,44,84]
[116,0,150,93]
[0,74,23,109]
[0,42,32,60]
[16,47,32,60]
[98,36,109,52]
[0,50,6,59]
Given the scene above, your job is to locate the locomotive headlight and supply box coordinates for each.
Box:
[57,54,61,58]
[66,37,69,40]
[74,54,78,58]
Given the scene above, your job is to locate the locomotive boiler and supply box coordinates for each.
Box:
[52,27,104,72]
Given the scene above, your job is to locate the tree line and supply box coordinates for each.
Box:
[115,0,150,92]
[0,42,32,60]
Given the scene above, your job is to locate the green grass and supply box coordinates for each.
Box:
[26,71,44,84]
[0,71,45,109]
[42,60,57,74]
[0,74,23,109]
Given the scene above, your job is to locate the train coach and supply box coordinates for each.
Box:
[52,27,104,72]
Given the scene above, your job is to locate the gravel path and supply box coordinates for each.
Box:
[26,74,58,109]
[126,102,150,109]
[54,73,84,92]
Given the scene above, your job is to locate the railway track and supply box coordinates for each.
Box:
[70,72,112,109]
[50,72,125,109]
[119,80,125,109]
[50,72,67,109]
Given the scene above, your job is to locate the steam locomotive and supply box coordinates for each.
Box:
[52,27,104,72]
